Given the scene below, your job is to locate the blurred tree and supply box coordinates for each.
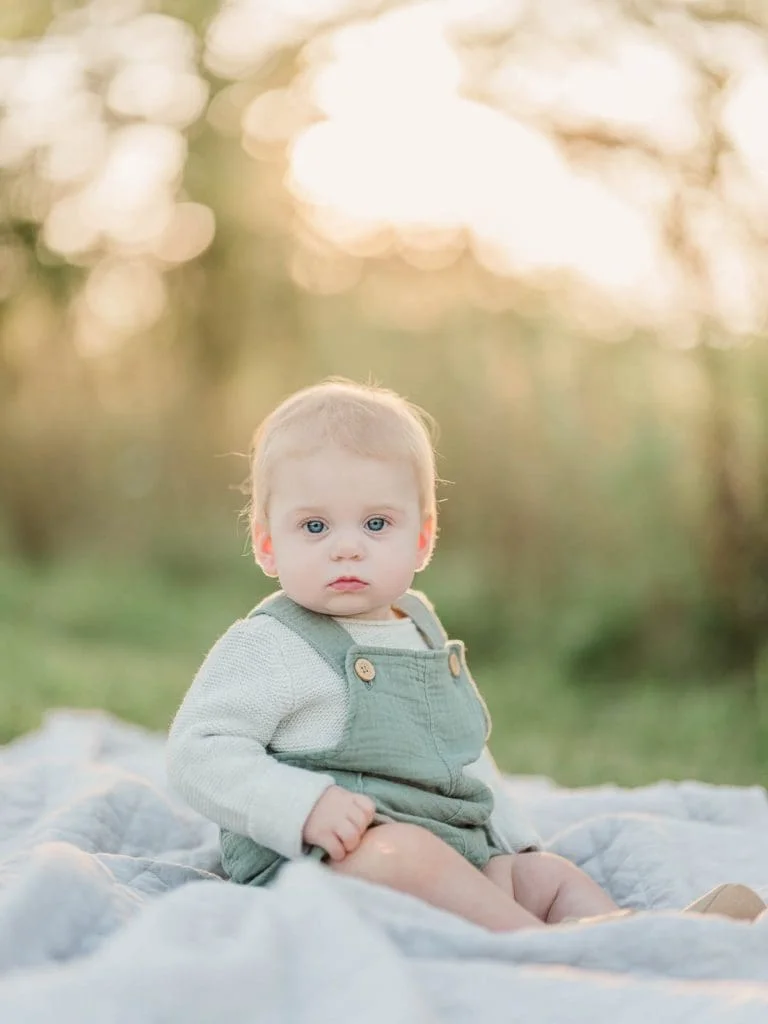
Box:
[447,0,768,666]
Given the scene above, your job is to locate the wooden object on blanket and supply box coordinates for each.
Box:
[564,882,766,926]
[683,883,766,922]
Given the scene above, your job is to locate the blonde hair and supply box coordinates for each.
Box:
[249,378,438,538]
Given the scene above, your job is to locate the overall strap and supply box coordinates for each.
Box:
[248,591,353,678]
[392,589,448,650]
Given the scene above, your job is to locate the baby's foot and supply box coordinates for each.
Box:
[559,909,633,925]
[561,884,767,926]
[683,883,766,922]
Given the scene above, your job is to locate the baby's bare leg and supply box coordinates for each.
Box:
[328,823,545,932]
[484,852,620,924]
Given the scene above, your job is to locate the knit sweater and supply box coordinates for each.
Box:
[166,612,541,860]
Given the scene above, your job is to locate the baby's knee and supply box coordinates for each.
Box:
[512,850,576,888]
[329,822,442,885]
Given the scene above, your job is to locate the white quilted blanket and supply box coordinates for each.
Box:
[1,710,768,1023]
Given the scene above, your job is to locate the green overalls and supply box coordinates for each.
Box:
[220,589,503,886]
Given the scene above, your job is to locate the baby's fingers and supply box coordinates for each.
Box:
[335,819,366,854]
[352,795,376,822]
[347,807,373,834]
[318,831,346,862]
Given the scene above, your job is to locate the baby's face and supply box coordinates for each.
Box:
[254,445,433,620]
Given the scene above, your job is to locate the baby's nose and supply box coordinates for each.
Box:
[331,532,363,559]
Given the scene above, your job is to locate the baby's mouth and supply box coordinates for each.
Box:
[328,577,368,592]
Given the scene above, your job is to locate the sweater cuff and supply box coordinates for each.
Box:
[247,766,336,859]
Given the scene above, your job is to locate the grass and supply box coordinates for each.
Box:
[0,554,760,788]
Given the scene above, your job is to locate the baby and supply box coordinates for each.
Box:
[167,379,764,931]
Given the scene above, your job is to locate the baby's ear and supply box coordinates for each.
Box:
[415,515,436,571]
[252,522,278,577]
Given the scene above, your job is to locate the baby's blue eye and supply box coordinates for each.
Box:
[365,517,387,533]
[303,520,326,535]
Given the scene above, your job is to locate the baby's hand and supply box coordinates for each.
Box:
[303,786,376,862]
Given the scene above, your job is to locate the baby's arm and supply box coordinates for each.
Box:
[465,747,543,853]
[166,618,335,859]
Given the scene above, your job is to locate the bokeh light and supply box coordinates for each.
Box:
[1,0,214,347]
[205,0,768,337]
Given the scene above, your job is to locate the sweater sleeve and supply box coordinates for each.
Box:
[465,747,542,853]
[166,618,335,859]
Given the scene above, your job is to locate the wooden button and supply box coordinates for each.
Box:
[448,651,461,677]
[354,657,376,683]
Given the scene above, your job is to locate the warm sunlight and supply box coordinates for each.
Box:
[285,6,672,316]
[4,0,767,335]
[210,0,768,331]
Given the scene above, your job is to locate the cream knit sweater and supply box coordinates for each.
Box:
[166,612,541,860]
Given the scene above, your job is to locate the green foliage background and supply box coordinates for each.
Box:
[1,0,766,784]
